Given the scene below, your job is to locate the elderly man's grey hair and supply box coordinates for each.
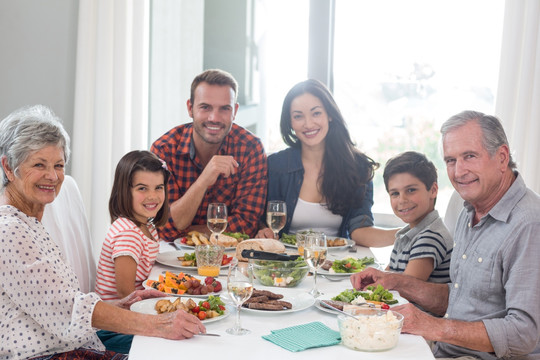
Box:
[440,110,517,170]
[0,105,71,188]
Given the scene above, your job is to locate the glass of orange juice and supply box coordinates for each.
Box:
[195,244,225,277]
[296,230,323,256]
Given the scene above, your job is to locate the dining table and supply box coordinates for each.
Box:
[128,241,435,359]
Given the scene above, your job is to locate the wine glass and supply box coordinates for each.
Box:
[207,203,227,242]
[226,258,254,335]
[266,200,286,240]
[304,233,327,298]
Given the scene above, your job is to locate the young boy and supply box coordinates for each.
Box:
[383,151,453,283]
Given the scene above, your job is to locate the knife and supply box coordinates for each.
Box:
[241,249,300,261]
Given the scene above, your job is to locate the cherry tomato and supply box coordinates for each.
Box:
[201,301,210,310]
[180,237,188,244]
[218,305,226,311]
[345,263,352,269]
[192,306,200,313]
[198,311,207,320]
[381,303,390,310]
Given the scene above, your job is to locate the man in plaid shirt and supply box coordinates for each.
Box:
[151,69,268,241]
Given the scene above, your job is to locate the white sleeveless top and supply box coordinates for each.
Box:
[289,198,342,236]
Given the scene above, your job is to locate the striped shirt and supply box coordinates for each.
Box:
[95,217,160,300]
[388,210,453,283]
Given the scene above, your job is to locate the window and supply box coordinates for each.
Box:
[150,0,505,224]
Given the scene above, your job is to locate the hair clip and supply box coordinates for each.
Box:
[159,159,168,171]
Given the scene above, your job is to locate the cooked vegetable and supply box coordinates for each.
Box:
[281,233,297,245]
[330,256,375,273]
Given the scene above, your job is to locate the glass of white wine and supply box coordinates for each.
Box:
[226,258,254,335]
[266,200,286,240]
[304,233,327,298]
[207,203,227,241]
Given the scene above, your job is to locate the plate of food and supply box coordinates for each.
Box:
[317,256,378,276]
[315,285,408,315]
[280,232,354,251]
[130,295,229,323]
[242,289,315,314]
[155,250,233,270]
[174,231,242,251]
[143,271,223,298]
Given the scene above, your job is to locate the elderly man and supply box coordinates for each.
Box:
[351,110,540,359]
[151,69,267,241]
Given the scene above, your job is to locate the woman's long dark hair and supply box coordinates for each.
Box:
[280,79,379,216]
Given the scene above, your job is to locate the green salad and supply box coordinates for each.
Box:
[222,232,250,241]
[252,257,309,287]
[331,284,398,305]
[281,230,320,246]
[330,256,375,273]
[281,233,297,245]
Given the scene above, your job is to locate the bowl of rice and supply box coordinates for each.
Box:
[337,307,404,352]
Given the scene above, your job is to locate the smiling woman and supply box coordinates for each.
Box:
[0,105,206,359]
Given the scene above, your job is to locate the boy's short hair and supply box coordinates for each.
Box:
[383,151,437,192]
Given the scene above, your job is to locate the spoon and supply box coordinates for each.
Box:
[196,333,221,337]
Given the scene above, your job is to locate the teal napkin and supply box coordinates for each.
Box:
[262,321,341,352]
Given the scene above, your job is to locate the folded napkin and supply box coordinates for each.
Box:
[262,321,341,352]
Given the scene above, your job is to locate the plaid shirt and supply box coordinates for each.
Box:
[151,123,268,241]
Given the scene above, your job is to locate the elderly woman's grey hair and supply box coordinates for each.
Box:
[0,105,71,188]
[440,110,517,170]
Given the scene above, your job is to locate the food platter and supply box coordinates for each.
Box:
[174,238,236,251]
[130,296,230,324]
[143,275,223,298]
[315,291,408,315]
[281,237,355,252]
[155,250,230,270]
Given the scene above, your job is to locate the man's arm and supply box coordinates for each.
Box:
[350,268,449,315]
[396,304,494,352]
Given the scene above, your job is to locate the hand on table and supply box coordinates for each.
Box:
[158,310,206,340]
[255,227,275,239]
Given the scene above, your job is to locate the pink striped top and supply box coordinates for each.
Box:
[95,217,160,300]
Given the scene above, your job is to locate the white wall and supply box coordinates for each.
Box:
[0,0,78,151]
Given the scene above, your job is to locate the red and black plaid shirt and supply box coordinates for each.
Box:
[151,123,268,241]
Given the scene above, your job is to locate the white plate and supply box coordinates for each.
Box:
[317,259,379,276]
[155,250,231,270]
[130,296,229,323]
[315,291,408,315]
[143,275,224,298]
[281,237,355,252]
[174,238,236,251]
[221,292,315,314]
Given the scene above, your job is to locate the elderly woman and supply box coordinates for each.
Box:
[0,105,205,360]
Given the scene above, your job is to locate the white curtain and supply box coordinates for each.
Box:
[496,0,540,193]
[72,0,150,260]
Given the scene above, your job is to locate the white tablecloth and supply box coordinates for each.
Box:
[129,242,435,359]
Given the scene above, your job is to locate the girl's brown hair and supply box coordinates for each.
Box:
[109,150,170,227]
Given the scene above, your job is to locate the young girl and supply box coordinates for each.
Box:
[95,150,170,300]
